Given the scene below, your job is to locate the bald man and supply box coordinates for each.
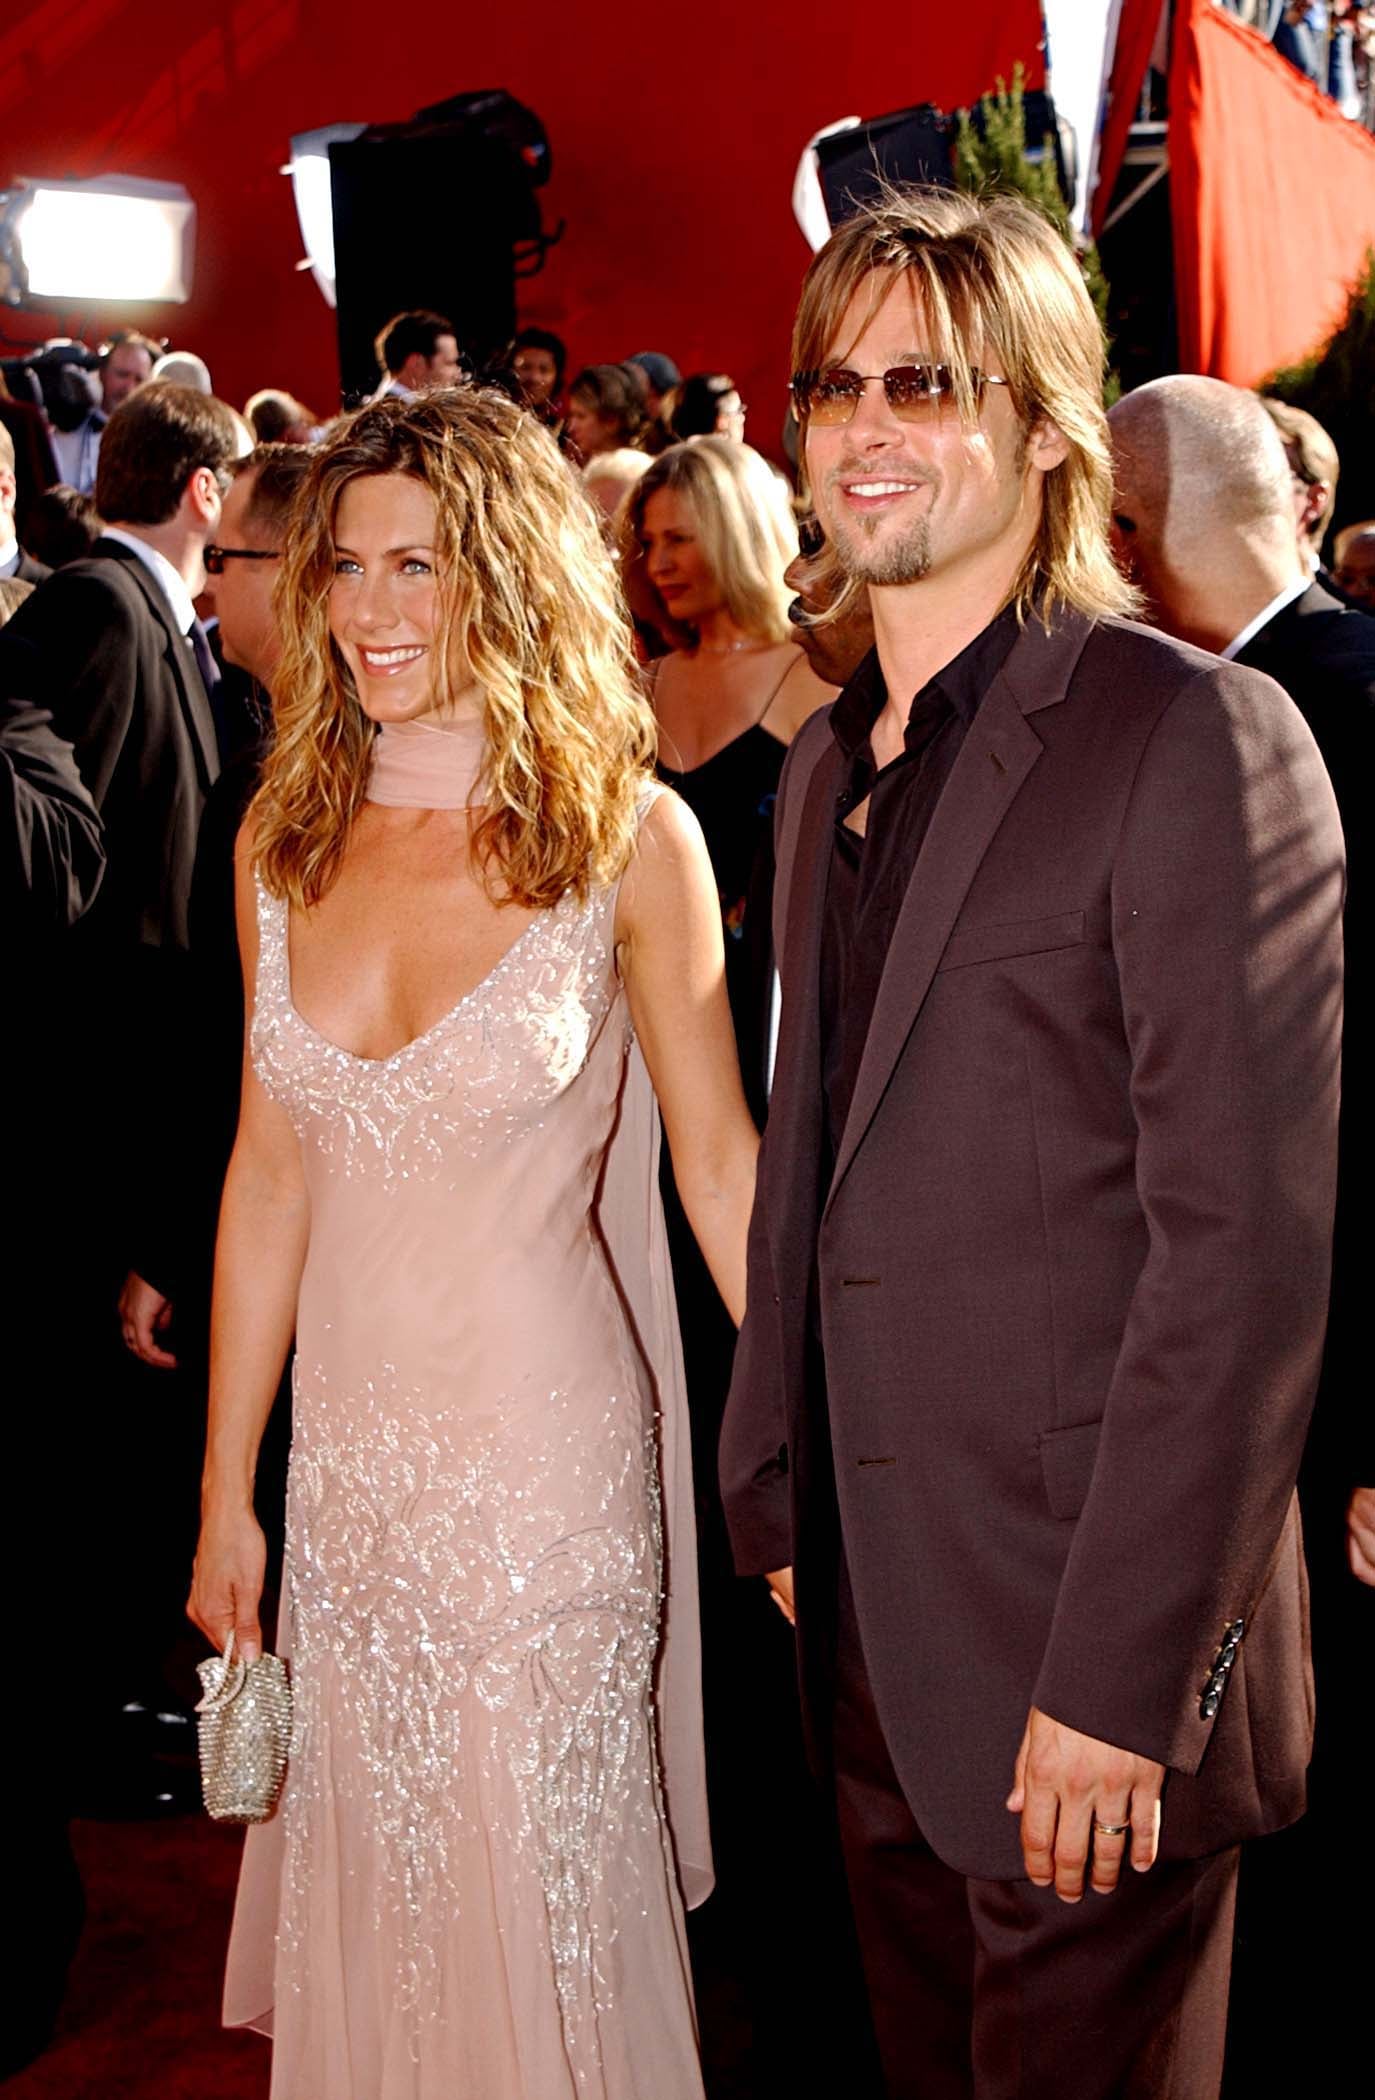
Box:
[1333,521,1375,613]
[1110,374,1374,2099]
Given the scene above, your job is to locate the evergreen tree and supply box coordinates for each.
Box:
[1266,249,1375,536]
[953,65,1117,401]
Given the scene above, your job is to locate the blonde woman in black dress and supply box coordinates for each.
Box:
[623,437,832,1113]
[622,437,865,2092]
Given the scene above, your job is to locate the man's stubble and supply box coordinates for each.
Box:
[832,507,933,588]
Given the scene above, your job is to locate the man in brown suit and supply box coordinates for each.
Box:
[719,189,1344,2099]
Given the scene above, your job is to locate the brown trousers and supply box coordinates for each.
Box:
[832,1570,1240,2100]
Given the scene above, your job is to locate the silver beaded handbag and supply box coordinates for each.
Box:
[195,1630,293,1824]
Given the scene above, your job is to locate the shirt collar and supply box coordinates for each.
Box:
[0,534,18,574]
[1220,577,1310,661]
[100,527,198,636]
[829,600,1023,760]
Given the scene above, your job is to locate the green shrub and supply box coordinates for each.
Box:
[1265,248,1375,534]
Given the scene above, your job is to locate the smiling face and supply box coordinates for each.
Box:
[328,472,449,724]
[805,271,1060,600]
[639,485,721,627]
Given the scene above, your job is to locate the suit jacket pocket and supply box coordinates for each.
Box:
[937,909,1086,973]
[1038,1418,1102,1520]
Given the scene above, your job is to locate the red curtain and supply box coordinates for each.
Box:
[0,6,1045,422]
[1169,0,1375,382]
[1091,0,1164,234]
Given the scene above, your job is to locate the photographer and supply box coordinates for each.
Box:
[43,330,160,493]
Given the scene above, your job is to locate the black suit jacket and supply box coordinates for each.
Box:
[1,687,104,938]
[721,611,1344,1879]
[1237,582,1375,1483]
[8,550,52,587]
[0,537,220,1284]
[0,537,219,946]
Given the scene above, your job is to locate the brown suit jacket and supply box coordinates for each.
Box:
[719,610,1345,1881]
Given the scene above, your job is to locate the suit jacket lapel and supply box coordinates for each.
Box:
[97,538,219,789]
[825,612,1095,1214]
[767,731,845,1274]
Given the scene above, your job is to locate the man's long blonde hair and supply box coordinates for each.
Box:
[252,388,654,910]
[791,186,1138,627]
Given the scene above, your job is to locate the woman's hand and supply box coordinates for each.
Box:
[617,792,759,1326]
[188,1506,268,1661]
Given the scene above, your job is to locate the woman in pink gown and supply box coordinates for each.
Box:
[188,390,758,2098]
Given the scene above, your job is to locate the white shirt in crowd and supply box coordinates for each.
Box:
[1220,578,1311,661]
[49,413,105,496]
[99,525,197,637]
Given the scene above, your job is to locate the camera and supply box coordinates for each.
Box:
[1,339,101,431]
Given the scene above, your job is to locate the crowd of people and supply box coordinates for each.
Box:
[1222,0,1375,123]
[2,178,1372,2100]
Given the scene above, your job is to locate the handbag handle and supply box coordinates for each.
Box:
[195,1627,249,1714]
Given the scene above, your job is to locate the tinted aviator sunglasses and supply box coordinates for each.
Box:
[790,364,1010,427]
[203,545,282,576]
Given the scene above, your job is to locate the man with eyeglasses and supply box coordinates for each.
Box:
[202,448,292,728]
[784,513,875,690]
[0,378,242,1817]
[719,187,1344,2098]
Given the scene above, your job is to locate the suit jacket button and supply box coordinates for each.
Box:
[1219,1641,1239,1669]
[1227,1619,1245,1641]
[1201,1691,1221,1720]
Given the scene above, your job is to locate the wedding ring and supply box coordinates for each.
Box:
[1092,1820,1130,1837]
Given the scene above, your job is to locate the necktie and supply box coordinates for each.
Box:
[188,616,222,699]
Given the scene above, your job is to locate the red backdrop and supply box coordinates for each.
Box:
[1091,0,1162,235]
[1169,0,1375,382]
[0,5,1043,442]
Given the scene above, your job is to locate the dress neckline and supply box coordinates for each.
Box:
[656,719,787,780]
[270,880,559,1070]
[366,714,486,810]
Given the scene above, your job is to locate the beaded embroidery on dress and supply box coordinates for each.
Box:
[222,755,709,2100]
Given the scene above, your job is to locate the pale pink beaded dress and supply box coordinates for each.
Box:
[222,717,710,2099]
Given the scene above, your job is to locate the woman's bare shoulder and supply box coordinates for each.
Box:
[765,645,837,738]
[617,781,712,937]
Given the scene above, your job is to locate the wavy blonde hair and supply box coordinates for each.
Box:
[621,437,796,650]
[791,185,1139,628]
[253,388,654,910]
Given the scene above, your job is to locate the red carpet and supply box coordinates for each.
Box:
[4,1819,268,2100]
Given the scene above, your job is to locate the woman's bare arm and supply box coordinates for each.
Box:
[617,791,758,1326]
[187,831,309,1660]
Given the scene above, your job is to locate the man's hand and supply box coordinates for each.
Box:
[118,1269,177,1369]
[765,1566,796,1626]
[1006,1705,1164,1903]
[1348,1487,1375,1586]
